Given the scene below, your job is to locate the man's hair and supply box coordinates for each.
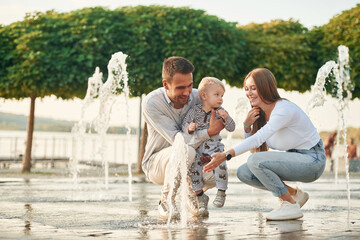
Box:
[198,77,225,96]
[162,56,194,82]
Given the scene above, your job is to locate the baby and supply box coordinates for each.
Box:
[182,77,235,215]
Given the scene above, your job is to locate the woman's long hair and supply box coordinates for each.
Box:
[244,68,281,152]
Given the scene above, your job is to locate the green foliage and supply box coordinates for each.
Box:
[0,6,247,100]
[0,8,133,100]
[316,4,360,98]
[0,5,359,101]
[120,5,248,93]
[0,11,75,99]
[61,7,134,96]
[239,19,318,92]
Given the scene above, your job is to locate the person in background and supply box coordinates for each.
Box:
[204,68,326,221]
[324,131,337,171]
[347,138,358,160]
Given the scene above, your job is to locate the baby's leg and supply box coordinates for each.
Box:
[214,161,228,190]
[189,154,204,192]
[213,161,228,208]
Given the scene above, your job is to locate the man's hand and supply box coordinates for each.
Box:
[207,109,224,136]
[188,122,197,133]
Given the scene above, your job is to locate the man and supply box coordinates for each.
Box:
[141,56,224,218]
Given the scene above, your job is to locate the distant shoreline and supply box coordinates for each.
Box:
[0,111,137,134]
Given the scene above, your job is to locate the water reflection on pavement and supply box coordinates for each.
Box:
[0,175,360,239]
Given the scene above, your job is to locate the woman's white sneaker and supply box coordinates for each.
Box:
[293,188,309,208]
[266,201,303,221]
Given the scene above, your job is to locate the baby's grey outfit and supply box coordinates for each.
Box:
[182,104,235,191]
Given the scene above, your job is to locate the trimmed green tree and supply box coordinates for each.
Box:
[0,8,134,172]
[0,6,248,172]
[120,5,248,94]
[0,11,71,172]
[239,19,319,92]
[117,5,249,171]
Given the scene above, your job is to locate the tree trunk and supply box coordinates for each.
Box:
[136,122,147,174]
[22,95,36,173]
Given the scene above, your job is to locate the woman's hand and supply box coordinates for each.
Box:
[244,107,261,128]
[203,152,226,172]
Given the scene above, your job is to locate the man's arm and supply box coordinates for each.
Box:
[143,98,179,145]
[144,97,209,147]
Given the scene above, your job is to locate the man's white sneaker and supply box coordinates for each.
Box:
[213,190,226,208]
[266,201,303,221]
[178,191,200,216]
[197,194,209,217]
[293,188,309,208]
[186,193,200,216]
[158,200,180,219]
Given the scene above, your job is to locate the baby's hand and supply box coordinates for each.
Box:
[188,122,198,133]
[217,109,228,122]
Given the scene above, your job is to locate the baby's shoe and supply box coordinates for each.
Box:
[213,190,226,208]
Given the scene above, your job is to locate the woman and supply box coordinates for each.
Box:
[203,68,326,221]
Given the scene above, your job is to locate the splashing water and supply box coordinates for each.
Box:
[306,61,337,111]
[166,133,192,227]
[307,45,353,225]
[70,52,133,201]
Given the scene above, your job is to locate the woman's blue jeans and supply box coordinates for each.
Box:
[237,139,326,197]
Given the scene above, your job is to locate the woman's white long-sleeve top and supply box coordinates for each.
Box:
[234,100,320,156]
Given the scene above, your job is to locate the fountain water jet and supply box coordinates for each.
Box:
[166,133,192,227]
[307,45,353,225]
[69,67,103,184]
[70,52,133,200]
[226,96,250,144]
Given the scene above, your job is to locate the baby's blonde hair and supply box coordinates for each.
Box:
[198,77,225,96]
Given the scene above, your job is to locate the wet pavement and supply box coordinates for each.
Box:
[1,173,360,239]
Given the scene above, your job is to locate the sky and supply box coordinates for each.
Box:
[0,0,359,28]
[0,0,359,131]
